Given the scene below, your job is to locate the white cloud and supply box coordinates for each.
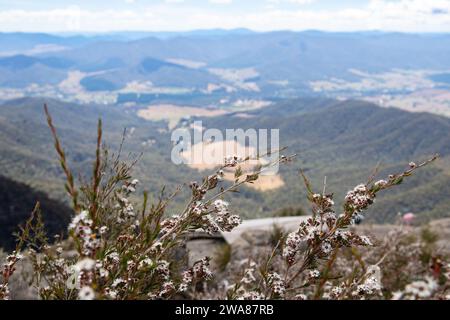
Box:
[0,0,449,32]
[288,0,314,3]
[267,0,315,4]
[209,0,233,4]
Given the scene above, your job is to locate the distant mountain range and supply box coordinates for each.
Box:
[1,31,450,103]
[37,31,450,85]
[0,31,158,55]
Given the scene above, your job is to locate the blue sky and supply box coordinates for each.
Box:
[0,0,449,32]
[0,1,367,11]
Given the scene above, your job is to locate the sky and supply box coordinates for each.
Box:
[0,0,450,33]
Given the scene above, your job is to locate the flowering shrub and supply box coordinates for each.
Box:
[0,105,445,300]
[209,155,449,301]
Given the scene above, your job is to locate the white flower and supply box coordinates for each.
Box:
[14,253,24,260]
[5,251,24,266]
[105,288,118,299]
[404,277,437,299]
[112,278,126,288]
[321,241,332,255]
[214,199,229,211]
[138,258,154,270]
[237,291,264,300]
[156,260,170,278]
[75,258,96,271]
[78,286,95,300]
[159,281,175,297]
[355,275,381,296]
[178,283,189,292]
[106,252,120,264]
[360,236,373,246]
[334,230,349,241]
[345,184,374,213]
[267,272,285,297]
[283,231,306,264]
[308,269,321,279]
[391,291,403,300]
[192,204,204,216]
[374,180,387,187]
[150,242,163,254]
[127,260,136,269]
[331,286,344,297]
[367,265,381,282]
[99,268,109,278]
[68,210,92,231]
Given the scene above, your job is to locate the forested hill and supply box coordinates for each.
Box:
[1,97,450,224]
[0,175,72,250]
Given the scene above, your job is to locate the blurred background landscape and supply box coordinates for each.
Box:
[1,0,450,250]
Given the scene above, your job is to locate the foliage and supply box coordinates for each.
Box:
[1,107,444,300]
